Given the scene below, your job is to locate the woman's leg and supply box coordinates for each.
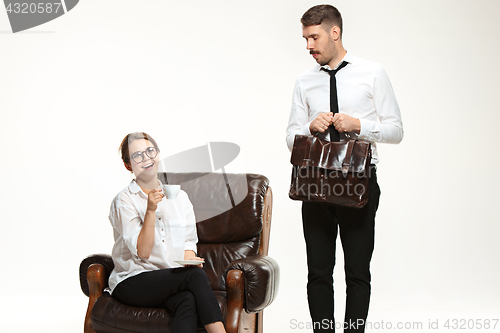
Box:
[177,267,224,327]
[164,291,197,332]
[112,270,199,333]
[205,321,226,333]
[112,267,224,331]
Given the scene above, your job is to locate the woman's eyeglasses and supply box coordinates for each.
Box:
[126,147,159,164]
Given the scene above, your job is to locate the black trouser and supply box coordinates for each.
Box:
[112,267,224,333]
[302,167,380,332]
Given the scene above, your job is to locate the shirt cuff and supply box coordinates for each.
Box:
[358,118,372,141]
[125,234,140,257]
[184,243,197,254]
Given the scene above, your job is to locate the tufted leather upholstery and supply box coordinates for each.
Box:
[79,173,279,333]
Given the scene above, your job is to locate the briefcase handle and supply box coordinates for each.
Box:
[311,122,351,141]
[312,131,356,178]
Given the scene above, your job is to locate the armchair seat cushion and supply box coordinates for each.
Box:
[92,291,228,333]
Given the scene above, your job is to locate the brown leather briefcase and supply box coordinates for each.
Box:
[289,134,372,208]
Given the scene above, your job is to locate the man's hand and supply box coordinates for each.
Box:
[332,113,361,134]
[310,112,334,134]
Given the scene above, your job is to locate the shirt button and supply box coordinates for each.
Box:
[161,228,164,231]
[162,239,165,243]
[159,217,162,220]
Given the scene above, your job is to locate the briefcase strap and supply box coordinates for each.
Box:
[342,140,356,177]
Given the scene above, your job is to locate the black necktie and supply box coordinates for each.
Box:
[321,61,349,142]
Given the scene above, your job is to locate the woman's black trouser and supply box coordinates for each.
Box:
[112,267,224,333]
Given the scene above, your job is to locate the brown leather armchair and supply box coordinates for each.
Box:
[79,173,279,333]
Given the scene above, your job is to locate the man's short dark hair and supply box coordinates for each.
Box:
[301,4,343,37]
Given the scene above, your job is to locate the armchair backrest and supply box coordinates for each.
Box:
[158,172,272,291]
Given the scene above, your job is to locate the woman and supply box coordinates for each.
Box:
[107,132,226,333]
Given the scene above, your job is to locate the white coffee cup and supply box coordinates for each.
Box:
[162,185,181,200]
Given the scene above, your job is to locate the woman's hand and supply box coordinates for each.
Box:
[147,189,163,212]
[184,250,204,268]
[189,257,204,268]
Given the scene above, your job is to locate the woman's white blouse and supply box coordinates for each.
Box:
[106,180,198,294]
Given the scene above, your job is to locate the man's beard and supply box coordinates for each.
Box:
[310,50,332,66]
[310,51,328,66]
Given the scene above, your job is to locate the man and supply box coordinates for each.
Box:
[286,5,403,332]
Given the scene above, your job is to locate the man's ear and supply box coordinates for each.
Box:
[124,162,133,172]
[331,25,341,41]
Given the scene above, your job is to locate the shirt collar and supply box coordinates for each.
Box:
[128,179,163,195]
[318,50,354,71]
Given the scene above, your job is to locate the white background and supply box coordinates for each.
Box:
[1,1,499,332]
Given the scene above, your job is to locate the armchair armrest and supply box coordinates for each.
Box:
[226,255,280,313]
[226,269,244,333]
[79,255,113,333]
[79,254,114,296]
[85,264,106,333]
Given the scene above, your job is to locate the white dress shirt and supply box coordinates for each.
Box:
[107,179,198,294]
[286,51,403,163]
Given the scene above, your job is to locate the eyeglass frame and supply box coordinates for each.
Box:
[125,146,160,164]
